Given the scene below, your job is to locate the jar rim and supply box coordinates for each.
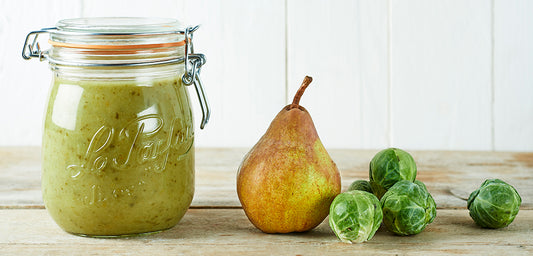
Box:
[21,17,210,129]
[56,17,185,35]
[49,17,187,48]
[45,17,190,65]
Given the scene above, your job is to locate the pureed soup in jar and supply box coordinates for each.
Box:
[22,17,209,237]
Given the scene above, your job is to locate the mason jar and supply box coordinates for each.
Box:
[21,17,209,237]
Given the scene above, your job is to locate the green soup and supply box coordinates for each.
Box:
[42,75,194,236]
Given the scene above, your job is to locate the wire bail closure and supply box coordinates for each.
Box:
[22,27,55,61]
[21,25,210,129]
[182,26,210,129]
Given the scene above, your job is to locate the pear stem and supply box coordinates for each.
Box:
[291,76,313,107]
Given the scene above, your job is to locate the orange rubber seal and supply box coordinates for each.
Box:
[48,39,187,50]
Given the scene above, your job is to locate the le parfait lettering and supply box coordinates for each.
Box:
[67,114,193,179]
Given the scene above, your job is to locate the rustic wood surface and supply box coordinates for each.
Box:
[1,209,532,255]
[1,147,532,255]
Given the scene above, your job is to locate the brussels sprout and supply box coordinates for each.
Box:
[369,148,417,199]
[381,180,436,236]
[329,190,383,243]
[348,180,373,193]
[467,179,521,229]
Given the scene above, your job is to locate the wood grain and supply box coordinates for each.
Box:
[1,209,532,255]
[1,147,531,209]
[1,147,532,255]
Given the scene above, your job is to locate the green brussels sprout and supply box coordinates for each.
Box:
[329,190,383,243]
[467,179,521,229]
[348,180,373,193]
[369,148,417,199]
[381,180,436,236]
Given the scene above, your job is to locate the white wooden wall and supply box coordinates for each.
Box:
[0,0,532,151]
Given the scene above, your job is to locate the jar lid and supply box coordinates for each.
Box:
[49,17,187,48]
[56,17,184,34]
[22,17,210,129]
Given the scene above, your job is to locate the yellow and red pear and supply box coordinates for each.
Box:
[237,76,341,233]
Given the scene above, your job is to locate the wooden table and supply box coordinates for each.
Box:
[1,147,532,255]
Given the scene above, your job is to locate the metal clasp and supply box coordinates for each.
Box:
[22,25,210,129]
[182,26,210,129]
[21,27,55,61]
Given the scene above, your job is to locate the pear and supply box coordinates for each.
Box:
[237,76,341,233]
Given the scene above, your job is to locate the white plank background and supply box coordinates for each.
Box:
[0,0,531,151]
[287,0,389,149]
[493,0,533,152]
[390,0,492,150]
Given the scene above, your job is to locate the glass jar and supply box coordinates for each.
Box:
[22,17,209,237]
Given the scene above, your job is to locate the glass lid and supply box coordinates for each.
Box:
[55,17,185,34]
